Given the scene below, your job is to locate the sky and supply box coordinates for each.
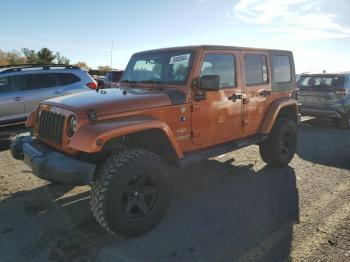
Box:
[0,0,349,73]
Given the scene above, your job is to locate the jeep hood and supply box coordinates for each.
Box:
[44,88,185,116]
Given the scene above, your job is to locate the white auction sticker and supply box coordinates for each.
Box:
[169,54,190,64]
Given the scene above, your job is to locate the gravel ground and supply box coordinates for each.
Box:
[0,118,349,262]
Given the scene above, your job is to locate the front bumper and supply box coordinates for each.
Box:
[10,136,96,185]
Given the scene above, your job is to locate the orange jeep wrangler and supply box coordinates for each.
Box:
[11,46,300,236]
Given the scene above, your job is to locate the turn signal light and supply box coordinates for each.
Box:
[291,88,299,100]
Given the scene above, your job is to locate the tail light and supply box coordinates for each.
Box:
[334,88,349,95]
[87,81,98,89]
[291,88,299,100]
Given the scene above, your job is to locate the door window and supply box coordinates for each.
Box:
[244,54,268,85]
[0,77,20,94]
[200,54,235,88]
[24,73,57,90]
[0,77,10,93]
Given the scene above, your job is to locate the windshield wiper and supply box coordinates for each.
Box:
[140,80,161,84]
[120,80,165,90]
[119,80,142,88]
[120,80,137,84]
[139,80,166,90]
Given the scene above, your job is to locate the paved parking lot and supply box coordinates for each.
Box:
[0,118,349,261]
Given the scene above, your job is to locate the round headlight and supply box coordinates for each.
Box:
[67,115,78,137]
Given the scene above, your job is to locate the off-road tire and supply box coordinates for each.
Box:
[259,117,298,167]
[90,149,172,237]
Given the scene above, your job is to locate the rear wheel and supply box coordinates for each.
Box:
[90,149,172,237]
[259,117,298,167]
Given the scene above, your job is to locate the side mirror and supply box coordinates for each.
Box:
[199,75,220,91]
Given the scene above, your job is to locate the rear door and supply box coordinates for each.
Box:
[22,73,60,114]
[298,74,348,107]
[55,72,85,93]
[241,51,271,135]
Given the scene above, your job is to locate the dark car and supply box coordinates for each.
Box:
[103,70,123,88]
[298,72,350,128]
[92,75,105,89]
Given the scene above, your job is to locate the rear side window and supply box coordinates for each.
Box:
[200,54,235,87]
[56,73,80,86]
[25,74,57,90]
[272,55,291,83]
[244,54,268,85]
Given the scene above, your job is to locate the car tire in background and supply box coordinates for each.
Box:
[337,113,350,129]
[0,132,18,151]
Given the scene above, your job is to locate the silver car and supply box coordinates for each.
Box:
[0,65,97,126]
[298,72,350,128]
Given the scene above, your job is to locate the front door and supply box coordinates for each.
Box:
[191,50,243,146]
[0,75,25,125]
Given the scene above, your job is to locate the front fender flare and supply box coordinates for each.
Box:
[68,116,183,158]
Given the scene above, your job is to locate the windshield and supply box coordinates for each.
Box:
[121,50,194,85]
[298,75,345,89]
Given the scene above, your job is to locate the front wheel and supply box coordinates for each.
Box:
[0,132,17,151]
[90,149,172,237]
[259,117,298,167]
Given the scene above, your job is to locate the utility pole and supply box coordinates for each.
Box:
[111,40,113,69]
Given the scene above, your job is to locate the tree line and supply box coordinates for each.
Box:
[0,47,112,74]
[0,47,70,65]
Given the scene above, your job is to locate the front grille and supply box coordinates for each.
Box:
[39,110,66,145]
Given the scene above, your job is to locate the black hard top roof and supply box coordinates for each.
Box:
[135,45,292,54]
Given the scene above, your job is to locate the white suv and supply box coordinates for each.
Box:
[0,65,97,126]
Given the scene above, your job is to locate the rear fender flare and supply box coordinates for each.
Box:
[259,98,298,134]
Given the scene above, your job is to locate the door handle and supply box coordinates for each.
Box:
[55,89,64,94]
[228,93,242,102]
[259,90,271,97]
[14,96,22,101]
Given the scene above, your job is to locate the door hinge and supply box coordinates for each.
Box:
[191,130,200,137]
[192,104,200,112]
[242,120,249,127]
